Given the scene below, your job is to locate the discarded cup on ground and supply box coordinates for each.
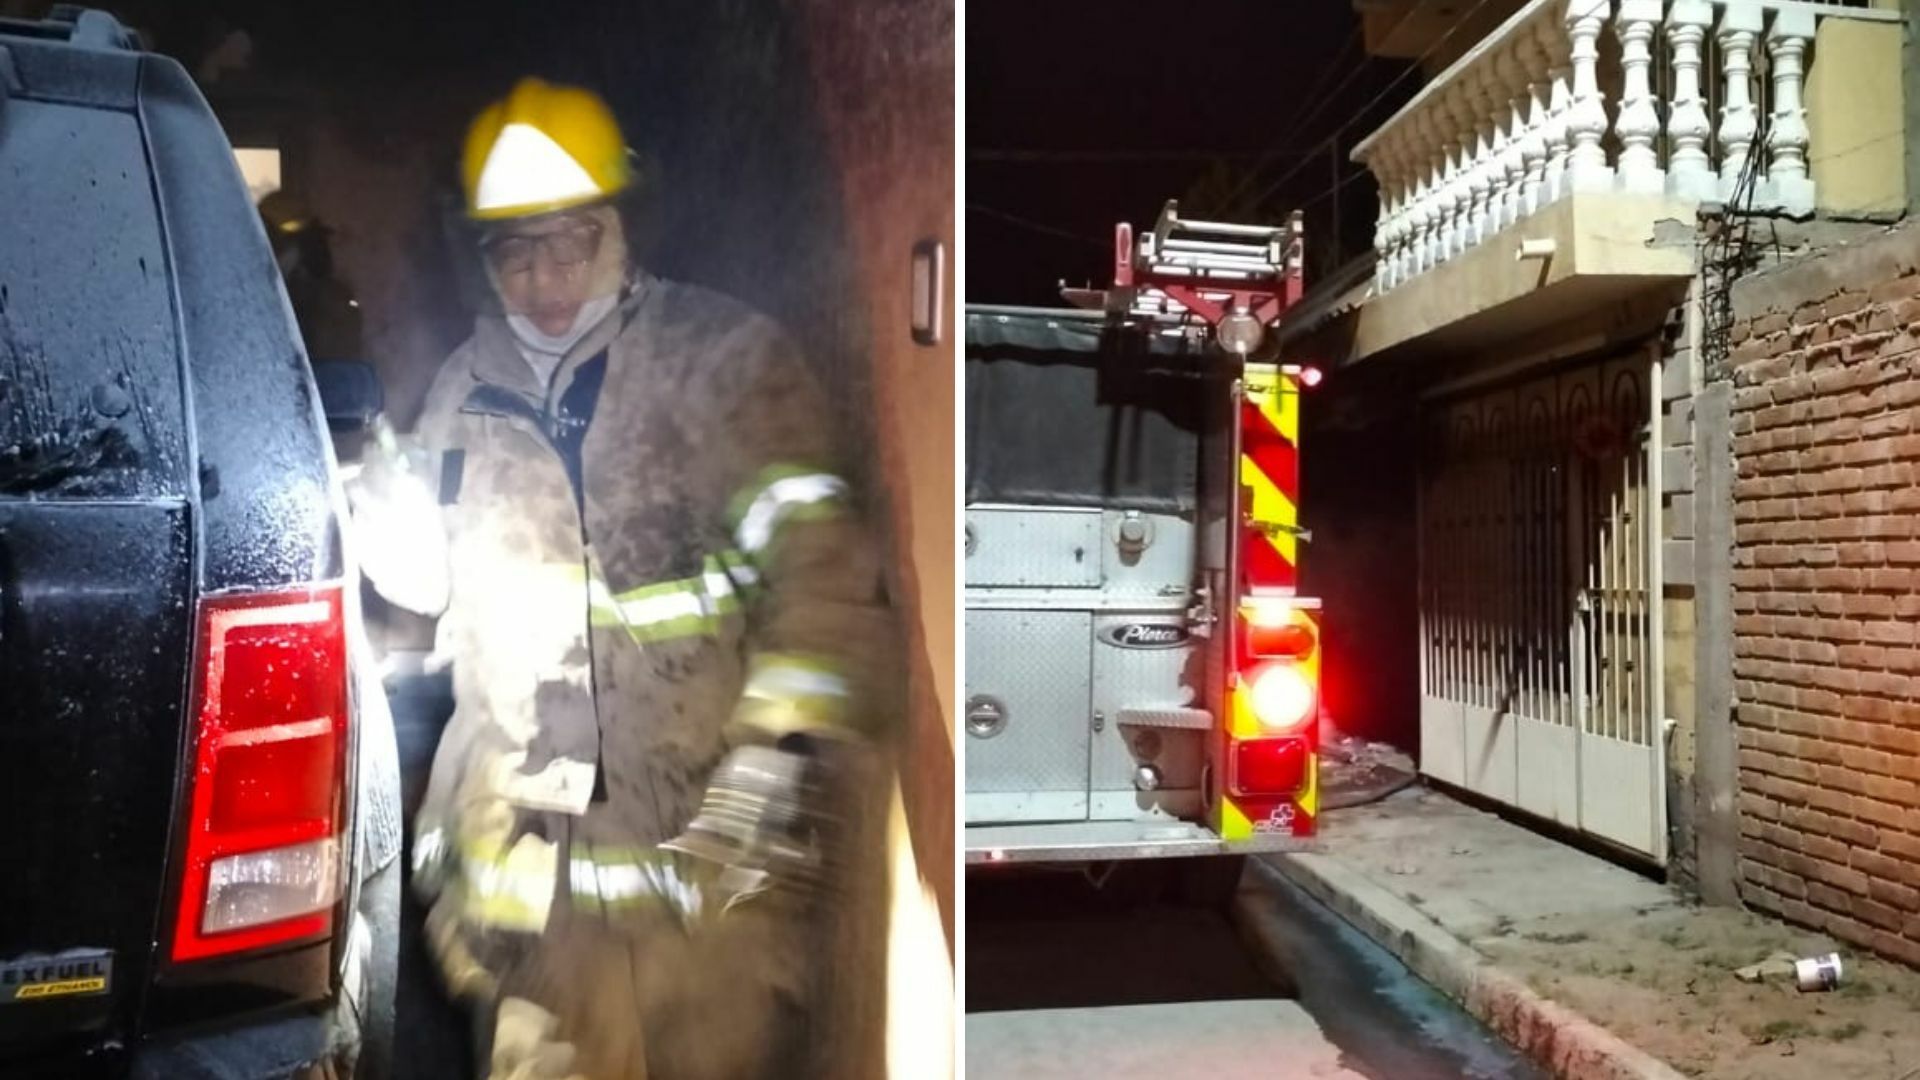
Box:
[1794,952,1843,992]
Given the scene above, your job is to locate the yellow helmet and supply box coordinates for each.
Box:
[461,78,632,222]
[258,189,317,234]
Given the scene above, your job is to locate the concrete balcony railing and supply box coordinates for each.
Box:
[1354,0,1906,298]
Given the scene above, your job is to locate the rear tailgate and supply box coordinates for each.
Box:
[0,40,196,1060]
[0,505,192,1052]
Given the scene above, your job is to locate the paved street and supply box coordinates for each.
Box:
[965,861,1545,1079]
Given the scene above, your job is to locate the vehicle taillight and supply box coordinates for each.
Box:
[171,586,348,963]
[1241,600,1318,660]
[1245,661,1317,733]
[1229,737,1308,796]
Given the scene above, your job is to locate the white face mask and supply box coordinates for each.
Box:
[506,292,619,361]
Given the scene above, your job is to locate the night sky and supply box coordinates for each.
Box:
[966,0,1415,306]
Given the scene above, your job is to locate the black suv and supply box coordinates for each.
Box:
[0,9,400,1078]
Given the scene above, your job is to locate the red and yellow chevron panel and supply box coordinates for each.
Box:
[1240,363,1299,593]
[1218,361,1316,841]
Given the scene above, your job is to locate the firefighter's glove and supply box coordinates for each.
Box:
[342,414,450,617]
[659,744,822,912]
[410,817,455,903]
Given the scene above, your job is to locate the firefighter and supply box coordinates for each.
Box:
[348,77,895,1079]
[258,190,366,362]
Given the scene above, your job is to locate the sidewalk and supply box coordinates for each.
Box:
[1245,785,1920,1080]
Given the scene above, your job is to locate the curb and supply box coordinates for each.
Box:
[1242,854,1687,1080]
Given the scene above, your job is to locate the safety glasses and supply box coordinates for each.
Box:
[480,217,606,278]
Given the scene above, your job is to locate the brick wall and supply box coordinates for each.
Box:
[1727,220,1920,966]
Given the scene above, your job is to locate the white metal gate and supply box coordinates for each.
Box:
[1417,355,1666,861]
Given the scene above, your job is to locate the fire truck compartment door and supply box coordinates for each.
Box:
[965,505,1104,588]
[964,608,1093,824]
[1089,614,1205,820]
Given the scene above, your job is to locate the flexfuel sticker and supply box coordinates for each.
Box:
[0,949,112,1003]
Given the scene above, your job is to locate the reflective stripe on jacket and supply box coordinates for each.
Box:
[407,275,897,950]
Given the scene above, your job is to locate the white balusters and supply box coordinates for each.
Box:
[1535,14,1574,206]
[1666,0,1717,201]
[1378,134,1409,291]
[1565,0,1614,194]
[1413,109,1443,272]
[1763,8,1816,216]
[1372,150,1394,293]
[1717,1,1764,202]
[1465,73,1500,249]
[1613,0,1665,194]
[1496,46,1531,229]
[1441,90,1477,261]
[1516,30,1551,218]
[1350,0,1865,288]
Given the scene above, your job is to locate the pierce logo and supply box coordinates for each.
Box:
[1102,623,1190,649]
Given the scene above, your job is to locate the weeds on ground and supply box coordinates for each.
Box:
[1523,929,1591,945]
[1827,1021,1866,1041]
[1743,1018,1813,1045]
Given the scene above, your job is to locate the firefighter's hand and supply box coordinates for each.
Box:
[343,414,450,617]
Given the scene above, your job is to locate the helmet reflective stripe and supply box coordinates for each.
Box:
[472,122,604,218]
[734,472,849,555]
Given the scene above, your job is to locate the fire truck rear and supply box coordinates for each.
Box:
[965,202,1324,884]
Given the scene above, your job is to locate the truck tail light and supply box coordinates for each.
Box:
[1229,737,1308,796]
[1246,661,1316,733]
[171,587,348,963]
[1241,598,1317,660]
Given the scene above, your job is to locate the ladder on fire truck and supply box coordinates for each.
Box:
[1065,199,1307,359]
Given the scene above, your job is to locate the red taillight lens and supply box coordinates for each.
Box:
[171,587,348,963]
[1246,620,1316,659]
[1240,600,1318,660]
[1230,737,1308,796]
[1247,661,1317,733]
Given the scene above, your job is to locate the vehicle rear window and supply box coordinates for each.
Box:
[965,351,1206,514]
[0,96,187,498]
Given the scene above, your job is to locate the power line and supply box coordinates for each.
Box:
[1223,0,1504,219]
[1211,22,1364,211]
[971,148,1310,164]
[966,203,1110,250]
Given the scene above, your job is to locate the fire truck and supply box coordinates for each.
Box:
[964,202,1323,891]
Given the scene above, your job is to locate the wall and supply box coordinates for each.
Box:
[1660,287,1705,894]
[1727,219,1920,966]
[791,2,955,1076]
[1805,16,1907,218]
